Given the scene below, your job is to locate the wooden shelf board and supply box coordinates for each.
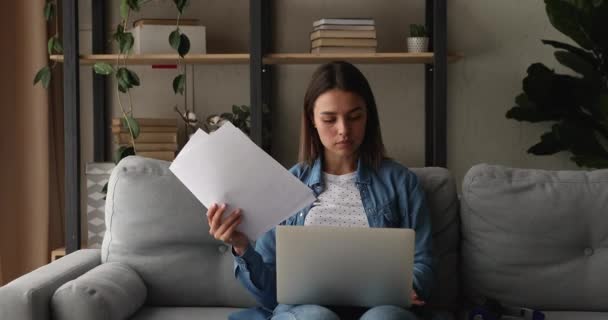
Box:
[263,52,462,64]
[50,53,250,65]
[50,52,462,65]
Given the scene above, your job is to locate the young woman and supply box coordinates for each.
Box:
[207,61,434,320]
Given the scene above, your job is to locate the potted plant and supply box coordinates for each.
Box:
[205,104,272,152]
[506,0,608,169]
[407,24,429,53]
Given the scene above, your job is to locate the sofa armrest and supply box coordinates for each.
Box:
[0,249,100,320]
[52,262,147,320]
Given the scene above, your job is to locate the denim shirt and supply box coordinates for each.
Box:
[232,157,434,315]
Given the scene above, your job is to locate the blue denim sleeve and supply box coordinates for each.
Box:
[405,172,435,301]
[232,227,278,311]
[231,164,304,311]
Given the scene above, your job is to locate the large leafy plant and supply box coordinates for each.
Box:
[506,0,608,168]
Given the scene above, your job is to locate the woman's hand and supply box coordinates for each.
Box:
[206,203,250,256]
[411,290,425,306]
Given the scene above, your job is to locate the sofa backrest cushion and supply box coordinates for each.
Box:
[461,164,608,311]
[410,167,461,307]
[102,156,256,307]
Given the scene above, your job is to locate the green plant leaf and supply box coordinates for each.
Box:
[571,155,608,168]
[127,0,141,11]
[53,39,63,54]
[545,0,593,50]
[93,62,114,75]
[126,69,140,87]
[522,63,580,120]
[178,34,190,57]
[114,146,135,163]
[169,30,181,51]
[220,112,234,121]
[527,130,564,155]
[44,2,55,21]
[554,50,598,79]
[173,0,189,13]
[173,74,185,95]
[116,67,131,92]
[541,40,598,68]
[554,121,608,156]
[113,24,125,42]
[120,0,130,19]
[47,37,56,55]
[33,66,51,88]
[119,32,134,54]
[121,115,140,138]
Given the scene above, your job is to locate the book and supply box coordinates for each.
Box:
[113,132,177,144]
[116,143,178,152]
[111,118,178,127]
[311,46,377,54]
[137,151,176,161]
[111,126,178,134]
[313,24,376,31]
[310,29,376,40]
[313,18,375,27]
[311,38,377,48]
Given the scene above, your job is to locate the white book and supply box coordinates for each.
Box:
[311,46,377,54]
[313,18,375,28]
[314,24,376,31]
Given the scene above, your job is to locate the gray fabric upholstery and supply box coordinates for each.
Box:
[461,164,608,311]
[101,156,256,307]
[52,262,146,320]
[411,167,460,307]
[0,249,100,320]
[541,311,608,320]
[131,307,245,320]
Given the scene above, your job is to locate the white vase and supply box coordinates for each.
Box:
[407,37,429,53]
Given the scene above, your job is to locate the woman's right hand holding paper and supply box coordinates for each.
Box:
[207,203,250,256]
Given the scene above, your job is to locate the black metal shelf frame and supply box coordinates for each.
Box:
[61,0,448,252]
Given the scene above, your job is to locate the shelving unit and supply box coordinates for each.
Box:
[59,0,453,252]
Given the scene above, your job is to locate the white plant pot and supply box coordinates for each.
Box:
[407,37,429,53]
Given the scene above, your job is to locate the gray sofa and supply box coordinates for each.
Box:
[1,156,606,320]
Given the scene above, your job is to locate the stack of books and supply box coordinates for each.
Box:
[112,118,178,161]
[310,18,377,54]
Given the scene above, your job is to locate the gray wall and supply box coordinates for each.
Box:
[76,0,578,210]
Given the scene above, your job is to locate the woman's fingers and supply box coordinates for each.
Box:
[209,203,227,234]
[218,214,243,243]
[213,209,241,239]
[206,203,217,226]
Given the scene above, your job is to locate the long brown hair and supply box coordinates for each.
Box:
[298,61,386,169]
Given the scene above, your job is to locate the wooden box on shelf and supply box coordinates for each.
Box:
[132,19,206,54]
[112,118,179,161]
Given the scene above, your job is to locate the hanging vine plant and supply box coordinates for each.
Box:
[34,0,62,88]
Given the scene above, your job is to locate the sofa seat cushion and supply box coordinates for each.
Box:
[130,307,245,320]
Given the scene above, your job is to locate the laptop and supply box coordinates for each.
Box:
[275,225,415,308]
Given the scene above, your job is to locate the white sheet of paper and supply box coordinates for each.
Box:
[169,122,316,240]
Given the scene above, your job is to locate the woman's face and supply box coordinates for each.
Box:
[312,89,367,159]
